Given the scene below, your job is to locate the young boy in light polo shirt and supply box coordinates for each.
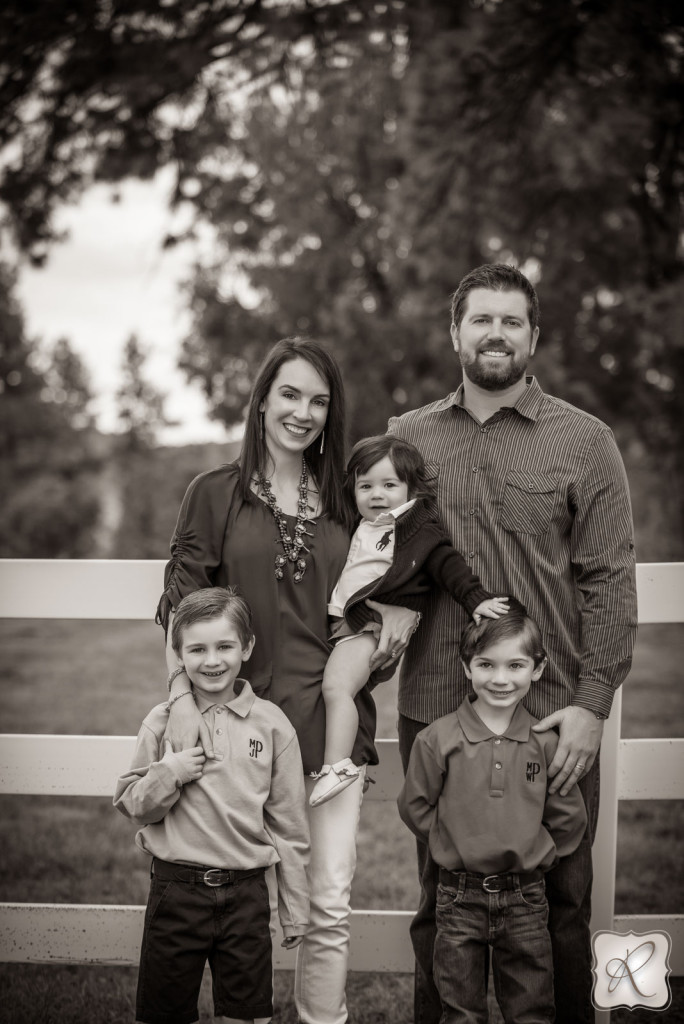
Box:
[114,587,309,1024]
[398,598,587,1023]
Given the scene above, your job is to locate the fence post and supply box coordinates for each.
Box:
[590,686,622,1024]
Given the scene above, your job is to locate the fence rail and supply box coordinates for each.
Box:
[1,559,683,983]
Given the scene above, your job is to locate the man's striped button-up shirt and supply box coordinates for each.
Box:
[388,376,638,724]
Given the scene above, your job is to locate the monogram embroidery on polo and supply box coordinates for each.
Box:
[249,738,263,759]
[526,761,541,782]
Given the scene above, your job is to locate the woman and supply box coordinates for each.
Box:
[156,337,417,1024]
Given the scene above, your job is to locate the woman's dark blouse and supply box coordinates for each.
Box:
[157,461,378,774]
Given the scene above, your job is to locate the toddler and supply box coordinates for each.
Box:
[310,434,508,806]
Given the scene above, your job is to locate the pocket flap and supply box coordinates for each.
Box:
[505,472,556,496]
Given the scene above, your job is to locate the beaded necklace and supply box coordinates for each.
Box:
[256,460,312,583]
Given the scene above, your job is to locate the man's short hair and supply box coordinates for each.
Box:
[171,587,254,655]
[450,264,540,333]
[459,597,546,667]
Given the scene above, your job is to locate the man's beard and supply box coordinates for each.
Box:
[458,348,529,390]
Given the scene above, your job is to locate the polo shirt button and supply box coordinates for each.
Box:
[215,728,223,735]
[494,738,501,745]
[495,762,502,770]
[215,707,223,714]
[480,427,487,434]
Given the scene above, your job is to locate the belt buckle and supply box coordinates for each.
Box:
[203,869,227,887]
[482,874,503,893]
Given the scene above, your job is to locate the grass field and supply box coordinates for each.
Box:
[0,620,682,1023]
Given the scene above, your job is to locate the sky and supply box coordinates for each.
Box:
[16,169,232,446]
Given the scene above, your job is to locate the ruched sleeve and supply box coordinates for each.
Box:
[155,463,242,631]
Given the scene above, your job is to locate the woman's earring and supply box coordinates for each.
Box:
[260,412,265,440]
[319,430,325,455]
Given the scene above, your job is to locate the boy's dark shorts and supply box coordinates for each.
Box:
[136,858,273,1024]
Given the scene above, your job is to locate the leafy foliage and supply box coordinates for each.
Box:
[2,0,683,545]
[0,263,101,556]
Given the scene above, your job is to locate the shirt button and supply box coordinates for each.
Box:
[494,738,501,745]
[480,427,488,434]
[215,707,223,714]
[469,552,476,559]
[495,762,502,770]
[215,728,223,735]
[469,509,477,516]
[472,467,479,474]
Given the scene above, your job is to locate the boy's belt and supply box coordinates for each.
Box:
[438,867,544,893]
[152,857,266,888]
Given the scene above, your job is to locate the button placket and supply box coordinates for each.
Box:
[490,739,505,795]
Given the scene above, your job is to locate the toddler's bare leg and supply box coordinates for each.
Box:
[322,632,379,765]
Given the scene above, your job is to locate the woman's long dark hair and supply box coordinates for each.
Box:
[239,337,348,527]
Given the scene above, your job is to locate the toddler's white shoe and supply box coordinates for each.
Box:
[309,758,360,807]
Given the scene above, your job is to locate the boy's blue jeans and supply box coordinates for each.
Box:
[434,871,554,1023]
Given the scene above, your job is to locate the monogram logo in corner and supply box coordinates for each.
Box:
[592,930,672,1011]
[249,738,263,759]
[526,761,541,782]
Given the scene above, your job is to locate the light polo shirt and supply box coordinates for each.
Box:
[114,678,309,936]
[398,696,587,875]
[328,498,416,616]
[389,377,637,722]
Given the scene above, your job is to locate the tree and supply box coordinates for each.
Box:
[0,263,101,556]
[115,333,168,451]
[2,0,683,550]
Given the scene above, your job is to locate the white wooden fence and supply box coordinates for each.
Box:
[0,560,682,1000]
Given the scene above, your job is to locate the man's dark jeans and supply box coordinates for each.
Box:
[398,713,599,1024]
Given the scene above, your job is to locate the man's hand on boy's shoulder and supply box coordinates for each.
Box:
[161,740,205,786]
[281,933,306,949]
[532,706,603,795]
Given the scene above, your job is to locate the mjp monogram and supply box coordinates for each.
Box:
[526,761,541,782]
[249,738,263,759]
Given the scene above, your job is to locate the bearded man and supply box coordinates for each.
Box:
[388,263,638,1024]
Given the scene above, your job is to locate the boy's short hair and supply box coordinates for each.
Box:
[344,435,434,513]
[459,597,546,667]
[171,587,254,655]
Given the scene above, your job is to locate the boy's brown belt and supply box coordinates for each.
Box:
[439,867,544,893]
[152,857,266,888]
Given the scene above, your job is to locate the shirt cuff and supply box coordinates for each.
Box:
[462,587,494,617]
[572,678,615,719]
[282,922,309,938]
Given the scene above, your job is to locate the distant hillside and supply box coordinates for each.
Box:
[98,439,243,559]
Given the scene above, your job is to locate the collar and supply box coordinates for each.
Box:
[457,694,532,742]
[194,677,256,718]
[452,375,544,422]
[368,498,416,525]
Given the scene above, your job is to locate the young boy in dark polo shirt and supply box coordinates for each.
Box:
[398,599,586,1023]
[115,587,309,1024]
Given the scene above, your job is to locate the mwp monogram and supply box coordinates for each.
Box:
[249,738,263,759]
[526,761,541,782]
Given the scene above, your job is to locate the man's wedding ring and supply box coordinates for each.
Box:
[574,762,585,773]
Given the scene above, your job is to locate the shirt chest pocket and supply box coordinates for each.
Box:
[498,472,558,536]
